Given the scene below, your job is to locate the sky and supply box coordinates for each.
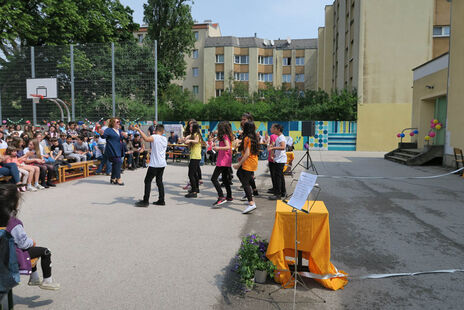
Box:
[119,0,334,39]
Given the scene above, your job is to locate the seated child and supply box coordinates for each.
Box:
[0,184,60,290]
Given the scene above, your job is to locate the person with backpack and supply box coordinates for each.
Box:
[0,184,60,290]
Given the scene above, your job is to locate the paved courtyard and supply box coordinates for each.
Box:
[3,151,464,309]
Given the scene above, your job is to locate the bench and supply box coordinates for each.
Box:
[85,160,101,176]
[58,161,88,183]
[0,176,12,183]
[453,148,464,177]
[166,151,187,162]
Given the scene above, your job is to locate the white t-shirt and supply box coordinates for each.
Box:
[149,134,167,168]
[274,134,287,163]
[0,140,7,150]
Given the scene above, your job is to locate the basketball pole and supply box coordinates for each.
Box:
[31,47,37,126]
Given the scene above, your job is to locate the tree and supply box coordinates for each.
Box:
[0,0,138,63]
[143,0,196,91]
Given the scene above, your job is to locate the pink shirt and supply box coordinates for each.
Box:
[268,134,278,162]
[216,135,232,167]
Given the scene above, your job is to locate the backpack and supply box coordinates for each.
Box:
[0,229,20,295]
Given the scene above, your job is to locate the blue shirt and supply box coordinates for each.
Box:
[102,128,124,158]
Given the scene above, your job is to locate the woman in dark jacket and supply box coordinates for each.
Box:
[101,118,126,185]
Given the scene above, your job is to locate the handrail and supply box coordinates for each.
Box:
[400,127,418,144]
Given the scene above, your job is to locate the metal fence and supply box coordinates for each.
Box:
[0,42,156,125]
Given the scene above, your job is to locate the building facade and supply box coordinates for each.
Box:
[317,0,451,151]
[135,22,318,103]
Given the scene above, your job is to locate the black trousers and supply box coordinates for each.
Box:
[211,166,232,198]
[28,246,52,278]
[268,161,276,191]
[271,162,286,196]
[188,159,201,193]
[134,151,148,167]
[237,167,254,202]
[143,167,165,203]
[36,164,56,184]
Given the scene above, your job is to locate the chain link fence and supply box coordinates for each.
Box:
[0,42,156,125]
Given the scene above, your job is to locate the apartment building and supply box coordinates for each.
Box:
[135,22,317,103]
[317,0,451,151]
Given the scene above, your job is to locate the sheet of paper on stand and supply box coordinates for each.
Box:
[287,172,317,211]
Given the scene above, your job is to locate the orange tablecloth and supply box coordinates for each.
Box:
[266,200,348,290]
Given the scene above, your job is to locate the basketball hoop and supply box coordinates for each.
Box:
[30,94,44,104]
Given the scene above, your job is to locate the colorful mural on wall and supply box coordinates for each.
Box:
[149,120,357,151]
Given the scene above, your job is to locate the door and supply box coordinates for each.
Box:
[434,96,447,145]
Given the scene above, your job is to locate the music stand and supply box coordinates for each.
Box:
[269,182,324,309]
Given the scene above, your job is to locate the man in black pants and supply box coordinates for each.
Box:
[268,124,287,200]
[134,124,167,207]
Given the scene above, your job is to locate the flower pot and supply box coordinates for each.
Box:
[254,270,267,284]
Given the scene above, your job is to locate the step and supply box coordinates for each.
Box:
[385,155,408,163]
[393,152,417,159]
[400,149,422,155]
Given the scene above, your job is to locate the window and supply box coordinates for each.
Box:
[295,57,305,66]
[234,72,249,81]
[193,86,199,95]
[282,74,291,83]
[194,31,199,41]
[216,72,224,80]
[216,54,224,63]
[433,26,450,37]
[192,67,199,77]
[295,74,304,82]
[283,57,292,66]
[216,89,224,97]
[258,56,273,65]
[193,49,199,59]
[258,73,273,82]
[234,55,249,64]
[137,34,144,43]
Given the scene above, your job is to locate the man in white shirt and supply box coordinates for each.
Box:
[268,124,287,200]
[134,124,167,207]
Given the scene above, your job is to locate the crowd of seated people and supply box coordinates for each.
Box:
[0,120,145,190]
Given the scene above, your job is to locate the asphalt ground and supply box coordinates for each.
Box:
[3,151,464,310]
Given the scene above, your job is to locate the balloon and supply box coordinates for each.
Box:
[397,133,401,138]
[47,123,51,126]
[429,132,436,138]
[400,133,405,138]
[2,120,6,124]
[424,136,431,141]
[414,130,419,134]
[435,124,442,130]
[410,132,415,136]
[26,120,31,124]
[433,119,439,124]
[431,123,436,128]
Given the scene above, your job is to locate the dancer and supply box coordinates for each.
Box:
[182,121,203,198]
[233,121,259,214]
[134,124,167,207]
[211,121,234,207]
[267,124,287,200]
[101,118,126,186]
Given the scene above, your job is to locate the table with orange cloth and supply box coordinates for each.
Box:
[266,200,348,290]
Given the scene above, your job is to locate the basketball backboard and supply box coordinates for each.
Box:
[26,78,57,99]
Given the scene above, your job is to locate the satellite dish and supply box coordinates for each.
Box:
[270,40,274,46]
[263,40,269,46]
[287,37,291,45]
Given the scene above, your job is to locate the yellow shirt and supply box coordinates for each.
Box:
[242,137,258,171]
[189,134,202,160]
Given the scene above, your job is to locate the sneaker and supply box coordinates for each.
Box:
[19,186,27,192]
[153,200,166,206]
[28,278,42,286]
[226,197,234,202]
[27,185,38,192]
[35,184,45,190]
[185,192,197,198]
[135,200,149,208]
[39,281,60,291]
[242,204,257,214]
[212,197,227,208]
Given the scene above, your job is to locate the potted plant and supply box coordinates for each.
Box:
[234,234,276,288]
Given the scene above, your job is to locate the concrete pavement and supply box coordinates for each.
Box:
[4,151,464,309]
